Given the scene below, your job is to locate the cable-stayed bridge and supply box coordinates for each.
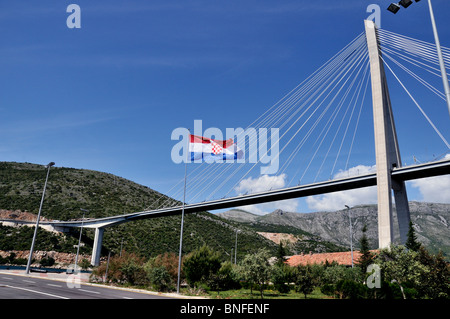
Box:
[12,21,450,266]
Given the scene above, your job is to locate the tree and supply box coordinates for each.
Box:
[357,224,373,273]
[146,252,180,285]
[271,264,292,294]
[416,246,450,299]
[293,265,315,299]
[207,261,240,292]
[79,258,91,270]
[39,256,55,267]
[120,256,147,286]
[183,245,221,287]
[375,245,428,299]
[90,251,146,285]
[335,280,367,299]
[147,266,173,292]
[405,222,421,252]
[238,249,272,299]
[275,242,288,266]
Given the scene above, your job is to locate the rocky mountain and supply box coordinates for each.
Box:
[218,209,348,254]
[219,209,260,223]
[218,202,450,258]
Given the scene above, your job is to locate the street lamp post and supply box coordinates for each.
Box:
[388,0,450,119]
[234,229,240,265]
[25,162,55,274]
[75,208,88,271]
[176,132,189,294]
[427,0,450,119]
[345,205,354,268]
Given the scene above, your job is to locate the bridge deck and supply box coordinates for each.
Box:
[30,158,449,229]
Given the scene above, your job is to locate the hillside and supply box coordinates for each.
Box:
[218,202,450,258]
[219,209,347,254]
[0,162,278,262]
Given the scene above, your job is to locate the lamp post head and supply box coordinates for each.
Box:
[387,3,401,14]
[399,0,413,8]
[47,162,55,168]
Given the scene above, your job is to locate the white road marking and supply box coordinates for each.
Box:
[1,277,13,280]
[79,289,100,294]
[4,285,70,299]
[47,284,63,288]
[122,296,133,299]
[23,280,36,284]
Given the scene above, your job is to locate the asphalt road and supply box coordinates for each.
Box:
[0,272,176,299]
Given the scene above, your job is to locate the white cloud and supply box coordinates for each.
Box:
[306,155,450,211]
[306,186,378,212]
[409,154,450,204]
[235,174,299,215]
[306,164,378,212]
[333,164,377,179]
[410,175,450,203]
[235,174,287,195]
[233,157,450,214]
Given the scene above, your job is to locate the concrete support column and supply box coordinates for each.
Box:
[365,20,411,248]
[91,227,104,266]
[392,179,411,244]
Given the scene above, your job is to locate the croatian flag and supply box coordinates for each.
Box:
[189,134,243,162]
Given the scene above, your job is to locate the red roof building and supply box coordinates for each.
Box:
[286,251,368,267]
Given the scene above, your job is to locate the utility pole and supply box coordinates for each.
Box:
[345,205,354,268]
[388,0,450,119]
[427,0,450,120]
[26,162,55,274]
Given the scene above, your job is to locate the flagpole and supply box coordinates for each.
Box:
[177,130,189,294]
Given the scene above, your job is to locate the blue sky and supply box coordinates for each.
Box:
[1,0,449,214]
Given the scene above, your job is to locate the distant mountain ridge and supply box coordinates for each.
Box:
[218,202,450,258]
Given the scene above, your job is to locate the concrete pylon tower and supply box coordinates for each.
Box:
[364,20,411,248]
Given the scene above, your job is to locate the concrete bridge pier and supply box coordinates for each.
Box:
[365,20,411,248]
[91,227,104,266]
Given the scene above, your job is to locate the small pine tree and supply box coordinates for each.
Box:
[275,242,288,265]
[357,224,373,273]
[405,221,421,252]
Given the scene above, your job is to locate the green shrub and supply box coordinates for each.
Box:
[207,261,241,291]
[120,258,147,286]
[90,251,147,285]
[146,252,180,285]
[183,245,221,287]
[321,283,336,296]
[39,257,55,267]
[271,264,292,294]
[335,280,367,299]
[147,266,173,292]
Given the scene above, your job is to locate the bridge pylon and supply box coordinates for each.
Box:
[365,20,411,248]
